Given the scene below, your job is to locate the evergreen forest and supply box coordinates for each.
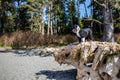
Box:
[0,0,120,48]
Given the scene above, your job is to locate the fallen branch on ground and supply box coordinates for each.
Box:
[40,41,120,80]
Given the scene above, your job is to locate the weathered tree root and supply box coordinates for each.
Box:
[40,41,120,80]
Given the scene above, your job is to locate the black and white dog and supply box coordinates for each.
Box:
[72,24,94,43]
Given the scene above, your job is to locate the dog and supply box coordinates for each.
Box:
[72,24,94,43]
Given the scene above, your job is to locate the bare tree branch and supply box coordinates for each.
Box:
[114,17,120,21]
[83,18,103,24]
[94,0,106,8]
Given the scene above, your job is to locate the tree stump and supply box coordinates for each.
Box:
[40,41,120,80]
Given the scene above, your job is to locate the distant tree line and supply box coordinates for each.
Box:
[0,0,120,41]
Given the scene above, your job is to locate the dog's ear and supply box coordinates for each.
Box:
[74,24,78,27]
[76,25,80,30]
[73,24,79,29]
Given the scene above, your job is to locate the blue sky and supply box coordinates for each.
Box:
[80,0,91,18]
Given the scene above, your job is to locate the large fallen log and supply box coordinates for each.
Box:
[40,41,120,80]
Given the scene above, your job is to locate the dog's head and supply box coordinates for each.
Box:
[72,24,80,33]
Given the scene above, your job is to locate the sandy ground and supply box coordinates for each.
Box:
[0,49,76,80]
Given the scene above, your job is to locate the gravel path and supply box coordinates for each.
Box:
[0,49,76,80]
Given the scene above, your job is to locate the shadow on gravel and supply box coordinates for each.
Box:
[12,49,53,57]
[35,69,77,80]
[0,49,15,53]
[0,49,47,56]
[13,49,41,56]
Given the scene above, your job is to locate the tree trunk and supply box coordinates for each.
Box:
[102,2,114,42]
[41,6,45,35]
[38,24,42,33]
[16,0,20,31]
[41,22,45,35]
[77,0,80,26]
[83,2,88,18]
[50,1,53,35]
[47,6,50,35]
[1,0,5,33]
[40,41,120,80]
[30,13,33,31]
[70,0,73,26]
[50,20,53,35]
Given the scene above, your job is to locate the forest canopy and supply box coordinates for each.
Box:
[0,0,120,47]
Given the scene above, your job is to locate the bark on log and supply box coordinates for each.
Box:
[40,41,120,80]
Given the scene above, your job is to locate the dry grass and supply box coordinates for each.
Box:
[0,31,119,48]
[115,33,120,44]
[0,31,77,48]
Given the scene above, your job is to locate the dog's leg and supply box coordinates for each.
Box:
[81,38,85,43]
[77,37,81,43]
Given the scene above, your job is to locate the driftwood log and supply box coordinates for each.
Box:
[40,41,120,80]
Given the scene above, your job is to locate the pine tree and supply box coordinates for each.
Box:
[0,0,16,33]
[22,0,46,35]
